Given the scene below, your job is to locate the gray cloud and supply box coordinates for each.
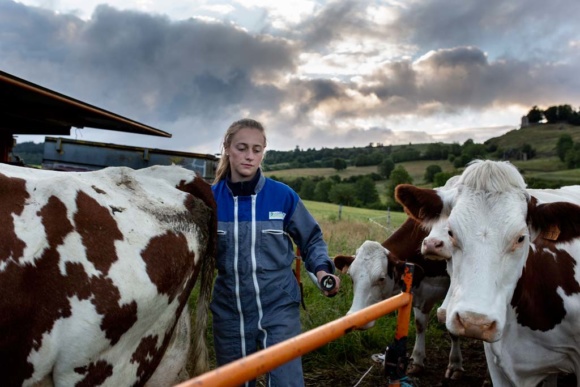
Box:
[395,0,580,60]
[3,0,580,153]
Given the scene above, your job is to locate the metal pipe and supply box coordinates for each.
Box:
[175,292,412,387]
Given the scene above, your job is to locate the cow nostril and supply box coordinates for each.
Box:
[435,241,443,248]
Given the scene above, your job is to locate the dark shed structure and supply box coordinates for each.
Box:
[0,69,170,163]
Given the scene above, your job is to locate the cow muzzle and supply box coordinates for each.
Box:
[450,311,499,342]
[421,237,451,260]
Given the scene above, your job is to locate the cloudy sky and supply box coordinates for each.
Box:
[2,0,580,154]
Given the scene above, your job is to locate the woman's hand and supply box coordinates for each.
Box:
[315,271,341,297]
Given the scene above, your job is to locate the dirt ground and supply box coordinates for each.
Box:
[303,334,577,387]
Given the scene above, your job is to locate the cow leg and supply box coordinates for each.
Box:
[407,306,427,375]
[444,333,464,380]
[437,260,454,324]
[145,306,191,387]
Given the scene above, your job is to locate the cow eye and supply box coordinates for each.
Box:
[517,235,525,243]
[448,230,454,238]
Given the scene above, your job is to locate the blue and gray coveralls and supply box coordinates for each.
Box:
[211,170,334,387]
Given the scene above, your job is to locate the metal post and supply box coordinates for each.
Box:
[384,263,415,386]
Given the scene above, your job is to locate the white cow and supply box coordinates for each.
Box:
[0,164,217,387]
[334,216,464,380]
[395,160,580,387]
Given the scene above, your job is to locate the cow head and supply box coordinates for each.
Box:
[395,160,580,342]
[334,241,402,329]
[334,240,426,330]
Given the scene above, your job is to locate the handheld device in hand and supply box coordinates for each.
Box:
[320,275,336,297]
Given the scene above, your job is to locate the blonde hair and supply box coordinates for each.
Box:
[213,118,267,184]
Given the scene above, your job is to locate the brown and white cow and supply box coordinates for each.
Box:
[334,216,465,380]
[0,163,216,387]
[396,160,580,387]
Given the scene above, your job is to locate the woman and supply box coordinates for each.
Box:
[211,118,340,386]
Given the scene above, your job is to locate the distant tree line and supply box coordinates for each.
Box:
[269,173,387,210]
[527,104,580,125]
[556,133,580,169]
[264,137,536,172]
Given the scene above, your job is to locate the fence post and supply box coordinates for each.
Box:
[387,207,391,228]
[338,204,342,220]
[384,262,414,386]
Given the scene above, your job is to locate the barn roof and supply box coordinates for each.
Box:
[0,70,171,138]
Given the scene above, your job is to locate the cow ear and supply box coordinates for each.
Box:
[528,199,580,243]
[334,255,354,274]
[395,184,444,223]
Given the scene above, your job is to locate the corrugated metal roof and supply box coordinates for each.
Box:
[0,70,171,138]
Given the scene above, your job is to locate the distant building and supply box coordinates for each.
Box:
[42,137,218,182]
[521,115,529,127]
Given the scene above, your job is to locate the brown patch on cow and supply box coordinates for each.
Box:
[74,360,114,387]
[142,232,196,303]
[40,196,75,248]
[528,197,580,243]
[511,241,580,330]
[130,332,178,386]
[395,185,443,223]
[75,191,124,274]
[0,173,29,264]
[92,276,138,345]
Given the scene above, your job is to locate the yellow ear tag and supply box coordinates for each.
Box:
[543,225,560,241]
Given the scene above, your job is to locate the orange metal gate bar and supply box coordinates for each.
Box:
[385,263,415,386]
[175,291,412,387]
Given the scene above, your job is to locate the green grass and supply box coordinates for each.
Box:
[266,165,381,180]
[303,200,408,224]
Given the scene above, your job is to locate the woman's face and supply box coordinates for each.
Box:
[227,127,265,183]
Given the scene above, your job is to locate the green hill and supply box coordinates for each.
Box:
[485,123,580,158]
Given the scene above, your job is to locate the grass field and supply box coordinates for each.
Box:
[303,199,408,226]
